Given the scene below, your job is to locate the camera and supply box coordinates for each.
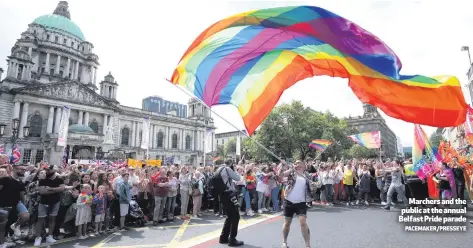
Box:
[228,191,240,207]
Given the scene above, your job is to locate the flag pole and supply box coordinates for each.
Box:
[166,78,283,163]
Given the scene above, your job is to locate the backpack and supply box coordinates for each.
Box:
[190,178,202,196]
[211,167,230,195]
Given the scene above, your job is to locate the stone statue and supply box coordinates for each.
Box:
[104,125,114,144]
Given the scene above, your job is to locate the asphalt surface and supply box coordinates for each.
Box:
[23,203,473,248]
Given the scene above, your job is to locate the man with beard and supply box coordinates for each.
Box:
[34,165,65,247]
[9,164,30,238]
[0,164,30,248]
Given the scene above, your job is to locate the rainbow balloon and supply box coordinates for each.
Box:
[170,6,468,135]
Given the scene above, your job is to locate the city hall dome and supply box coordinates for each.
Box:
[68,124,95,134]
[32,1,85,40]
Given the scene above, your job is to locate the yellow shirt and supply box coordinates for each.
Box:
[343,169,354,185]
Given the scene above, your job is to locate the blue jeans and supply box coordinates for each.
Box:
[240,187,251,211]
[271,186,281,211]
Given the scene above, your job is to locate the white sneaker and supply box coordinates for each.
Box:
[346,202,350,206]
[381,202,387,205]
[365,201,369,206]
[45,235,56,244]
[10,224,21,237]
[34,237,42,247]
[258,209,263,214]
[79,235,87,240]
[355,200,360,205]
[247,211,254,217]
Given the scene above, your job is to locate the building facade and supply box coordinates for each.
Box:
[0,1,215,165]
[346,103,398,159]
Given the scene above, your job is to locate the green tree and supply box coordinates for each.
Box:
[224,138,237,157]
[348,144,377,159]
[429,132,443,148]
[252,100,355,161]
[216,145,226,158]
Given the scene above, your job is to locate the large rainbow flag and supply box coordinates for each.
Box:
[348,131,381,149]
[309,139,332,152]
[170,6,468,135]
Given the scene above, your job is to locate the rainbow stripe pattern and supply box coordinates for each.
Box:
[413,124,439,179]
[309,139,332,152]
[348,131,381,149]
[170,6,468,135]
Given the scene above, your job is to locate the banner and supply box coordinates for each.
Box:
[127,159,161,167]
[57,106,70,147]
[396,136,403,155]
[205,128,213,153]
[141,118,150,149]
[236,133,241,156]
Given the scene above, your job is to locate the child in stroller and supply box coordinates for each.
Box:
[125,198,145,227]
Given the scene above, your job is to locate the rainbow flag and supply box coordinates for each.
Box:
[212,156,221,162]
[464,108,473,145]
[348,131,381,149]
[412,125,439,179]
[309,139,332,152]
[170,6,468,136]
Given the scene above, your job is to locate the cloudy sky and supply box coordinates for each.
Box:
[0,0,471,147]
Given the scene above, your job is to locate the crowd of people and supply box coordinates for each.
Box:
[0,153,470,248]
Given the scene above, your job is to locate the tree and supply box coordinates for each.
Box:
[224,138,237,157]
[429,132,443,148]
[348,144,377,159]
[250,100,355,161]
[216,145,226,158]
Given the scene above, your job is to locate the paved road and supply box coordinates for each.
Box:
[24,204,472,248]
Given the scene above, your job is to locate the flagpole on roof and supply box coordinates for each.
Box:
[166,78,283,163]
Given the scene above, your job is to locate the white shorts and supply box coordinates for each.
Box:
[119,204,129,217]
[95,214,105,223]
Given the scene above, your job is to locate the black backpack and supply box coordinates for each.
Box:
[211,167,229,195]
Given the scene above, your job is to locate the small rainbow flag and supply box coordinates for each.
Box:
[212,156,221,162]
[348,131,381,149]
[309,139,332,152]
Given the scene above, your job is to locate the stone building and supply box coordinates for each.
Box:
[0,1,215,165]
[142,96,188,119]
[346,103,398,159]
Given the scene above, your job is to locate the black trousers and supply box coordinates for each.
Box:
[220,193,240,241]
[456,184,465,201]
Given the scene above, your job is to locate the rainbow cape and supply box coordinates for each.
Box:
[309,139,332,152]
[348,131,381,149]
[170,6,468,135]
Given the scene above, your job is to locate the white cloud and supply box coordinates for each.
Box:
[0,0,471,148]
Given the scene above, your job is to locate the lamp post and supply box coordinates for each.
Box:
[461,46,472,65]
[8,118,30,164]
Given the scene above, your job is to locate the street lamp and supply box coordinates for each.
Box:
[9,118,30,164]
[461,46,472,65]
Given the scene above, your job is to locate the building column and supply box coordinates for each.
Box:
[47,106,54,133]
[54,107,62,133]
[18,102,29,138]
[45,53,50,74]
[149,123,153,149]
[93,67,97,84]
[84,112,89,126]
[7,61,12,77]
[55,55,61,75]
[167,127,171,149]
[102,114,108,134]
[78,111,83,124]
[34,53,39,73]
[135,122,141,147]
[74,61,79,81]
[131,121,136,147]
[21,65,27,80]
[152,125,157,149]
[28,47,32,57]
[65,58,70,79]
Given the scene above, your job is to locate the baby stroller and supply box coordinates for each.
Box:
[126,199,146,227]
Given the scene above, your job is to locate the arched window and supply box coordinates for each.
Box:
[172,133,178,149]
[185,135,191,150]
[30,114,42,137]
[157,131,164,148]
[121,127,129,145]
[89,121,99,133]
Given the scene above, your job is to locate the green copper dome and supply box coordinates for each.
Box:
[68,124,94,134]
[33,14,85,40]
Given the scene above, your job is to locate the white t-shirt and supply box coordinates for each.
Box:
[286,175,306,204]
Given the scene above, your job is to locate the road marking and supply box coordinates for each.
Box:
[24,236,78,248]
[177,212,283,247]
[167,219,190,247]
[101,243,168,248]
[91,232,121,248]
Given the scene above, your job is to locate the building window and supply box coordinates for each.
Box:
[185,135,191,150]
[35,150,44,164]
[63,39,67,44]
[22,149,32,163]
[89,121,99,133]
[121,127,129,145]
[55,36,59,42]
[30,114,42,137]
[46,34,50,40]
[172,133,178,149]
[157,131,164,148]
[71,42,74,48]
